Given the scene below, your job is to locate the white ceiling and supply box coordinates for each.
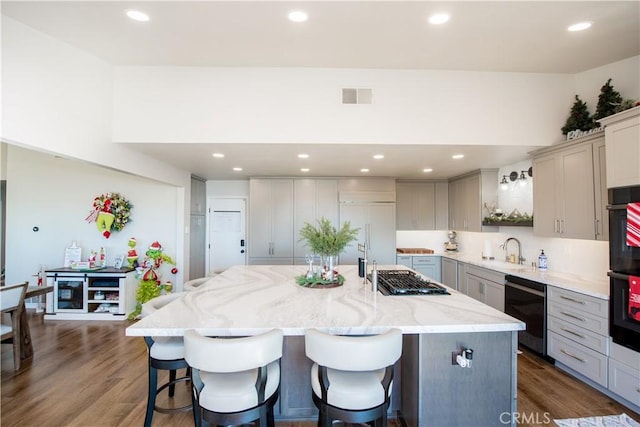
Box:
[3,1,639,180]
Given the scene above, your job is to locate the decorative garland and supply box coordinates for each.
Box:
[85,192,132,238]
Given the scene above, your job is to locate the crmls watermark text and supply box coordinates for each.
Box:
[500,411,552,425]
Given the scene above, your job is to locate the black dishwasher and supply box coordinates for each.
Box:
[504,275,547,357]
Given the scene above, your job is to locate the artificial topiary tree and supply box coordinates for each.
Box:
[561,95,595,135]
[593,78,623,120]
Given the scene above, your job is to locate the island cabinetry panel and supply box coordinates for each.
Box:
[396,255,441,282]
[45,268,135,320]
[464,265,504,312]
[293,179,338,263]
[401,331,517,427]
[249,179,294,264]
[608,342,640,408]
[277,335,401,419]
[396,182,448,230]
[441,257,458,290]
[599,106,640,188]
[547,286,609,387]
[448,170,498,232]
[532,134,604,240]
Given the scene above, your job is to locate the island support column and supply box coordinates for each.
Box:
[401,331,518,427]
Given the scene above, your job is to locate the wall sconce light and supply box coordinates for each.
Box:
[519,170,527,186]
[500,175,509,191]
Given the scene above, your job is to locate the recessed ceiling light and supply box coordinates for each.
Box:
[428,13,450,25]
[126,10,150,22]
[298,153,309,159]
[300,168,310,172]
[288,10,308,22]
[360,168,370,173]
[568,21,592,32]
[373,154,384,160]
[232,167,243,172]
[423,168,433,173]
[452,154,464,159]
[212,153,225,158]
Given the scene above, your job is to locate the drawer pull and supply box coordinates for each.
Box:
[560,311,586,322]
[560,295,586,305]
[560,327,586,339]
[560,349,586,363]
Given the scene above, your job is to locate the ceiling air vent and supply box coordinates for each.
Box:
[342,88,372,104]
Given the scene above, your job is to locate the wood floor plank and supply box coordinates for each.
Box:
[1,311,639,426]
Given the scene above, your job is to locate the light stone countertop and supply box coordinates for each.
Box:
[398,251,609,299]
[126,264,524,337]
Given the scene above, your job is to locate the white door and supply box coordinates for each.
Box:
[208,198,246,274]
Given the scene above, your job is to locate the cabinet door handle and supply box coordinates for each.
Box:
[594,219,600,236]
[560,327,586,339]
[560,311,586,322]
[560,295,586,305]
[554,219,559,233]
[560,349,586,363]
[560,219,564,234]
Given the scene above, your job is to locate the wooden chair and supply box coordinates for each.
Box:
[1,281,29,370]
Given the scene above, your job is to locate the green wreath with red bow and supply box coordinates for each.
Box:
[85,192,132,238]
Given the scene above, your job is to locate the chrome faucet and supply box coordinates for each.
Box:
[501,237,525,265]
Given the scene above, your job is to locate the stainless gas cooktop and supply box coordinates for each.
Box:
[371,269,450,296]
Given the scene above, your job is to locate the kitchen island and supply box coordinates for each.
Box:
[126,265,524,426]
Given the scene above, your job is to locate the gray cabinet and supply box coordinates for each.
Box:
[340,200,396,265]
[396,255,441,282]
[441,257,458,290]
[190,176,206,214]
[532,135,603,240]
[448,170,498,232]
[464,265,504,312]
[592,138,609,241]
[396,182,448,230]
[599,106,640,188]
[189,176,207,278]
[249,179,294,264]
[608,342,640,408]
[293,179,338,263]
[547,286,609,387]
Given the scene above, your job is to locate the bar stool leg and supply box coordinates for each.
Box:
[144,364,158,427]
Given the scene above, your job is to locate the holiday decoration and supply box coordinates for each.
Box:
[594,78,623,121]
[126,237,138,268]
[128,240,176,319]
[85,192,132,238]
[561,95,596,135]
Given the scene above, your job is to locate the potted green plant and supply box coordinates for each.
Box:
[298,217,359,285]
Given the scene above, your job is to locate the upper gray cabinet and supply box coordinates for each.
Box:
[249,179,295,264]
[532,133,606,240]
[396,182,448,230]
[448,170,498,232]
[190,176,206,215]
[598,106,640,188]
[293,179,339,262]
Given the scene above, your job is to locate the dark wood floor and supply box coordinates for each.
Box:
[1,311,639,426]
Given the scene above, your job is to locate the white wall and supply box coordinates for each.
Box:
[575,55,640,114]
[113,67,574,147]
[497,159,533,218]
[4,146,182,288]
[1,16,192,280]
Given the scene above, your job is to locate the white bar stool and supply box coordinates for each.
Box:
[184,328,283,427]
[304,328,403,427]
[141,292,191,427]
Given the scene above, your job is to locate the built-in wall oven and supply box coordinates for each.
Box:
[608,185,640,353]
[504,275,547,357]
